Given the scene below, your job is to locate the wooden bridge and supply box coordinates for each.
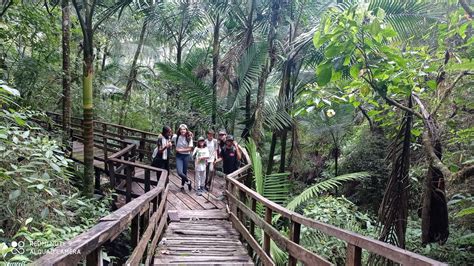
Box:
[34,113,445,265]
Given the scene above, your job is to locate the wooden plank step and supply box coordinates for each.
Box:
[154,255,253,264]
[170,209,229,220]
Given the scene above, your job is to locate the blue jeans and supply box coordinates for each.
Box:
[176,153,190,186]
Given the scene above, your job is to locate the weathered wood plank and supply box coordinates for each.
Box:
[174,209,229,220]
[127,186,168,265]
[227,192,332,266]
[229,212,274,266]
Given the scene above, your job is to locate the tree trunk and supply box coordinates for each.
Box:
[251,0,279,144]
[211,14,220,126]
[266,132,278,175]
[421,127,449,244]
[73,0,95,196]
[61,0,71,148]
[279,130,287,173]
[241,0,255,140]
[119,20,148,125]
[82,54,94,196]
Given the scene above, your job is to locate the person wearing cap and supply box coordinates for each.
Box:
[192,137,210,195]
[172,124,194,191]
[215,135,241,175]
[217,129,227,158]
[204,129,218,191]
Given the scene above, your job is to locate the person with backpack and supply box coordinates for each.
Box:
[173,124,194,191]
[204,129,218,191]
[215,135,241,175]
[151,126,172,177]
[192,137,210,195]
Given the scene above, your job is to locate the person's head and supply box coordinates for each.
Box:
[162,126,172,138]
[207,129,214,140]
[197,136,206,148]
[225,135,234,148]
[218,129,227,141]
[178,124,188,136]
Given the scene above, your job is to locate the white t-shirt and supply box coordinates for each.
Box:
[205,138,218,162]
[193,147,209,171]
[173,134,193,154]
[152,135,170,160]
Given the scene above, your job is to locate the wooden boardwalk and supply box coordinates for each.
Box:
[72,141,227,211]
[72,141,253,265]
[155,210,253,265]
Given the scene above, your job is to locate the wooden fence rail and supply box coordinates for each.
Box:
[46,111,159,163]
[34,112,446,266]
[34,168,168,266]
[225,168,447,266]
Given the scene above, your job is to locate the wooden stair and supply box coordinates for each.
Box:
[154,210,254,265]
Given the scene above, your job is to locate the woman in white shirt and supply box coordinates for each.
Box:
[173,124,194,191]
[151,126,172,177]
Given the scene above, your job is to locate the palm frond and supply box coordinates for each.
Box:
[228,42,268,114]
[262,97,293,131]
[285,172,370,213]
[155,62,212,113]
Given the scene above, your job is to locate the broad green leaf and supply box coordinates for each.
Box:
[317,63,333,86]
[350,65,360,79]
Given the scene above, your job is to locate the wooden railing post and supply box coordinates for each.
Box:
[263,207,272,256]
[139,132,146,162]
[144,169,151,193]
[118,127,125,149]
[94,168,100,192]
[126,165,132,203]
[131,214,140,249]
[86,247,100,266]
[288,221,301,266]
[102,124,108,161]
[346,243,362,266]
[250,197,256,237]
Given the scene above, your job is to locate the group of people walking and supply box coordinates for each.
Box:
[151,124,241,195]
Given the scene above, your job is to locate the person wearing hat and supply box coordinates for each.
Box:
[204,129,218,191]
[192,137,210,195]
[215,135,241,175]
[217,129,227,158]
[172,124,194,191]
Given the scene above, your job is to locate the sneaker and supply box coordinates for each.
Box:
[196,191,202,196]
[180,186,185,192]
[187,181,192,191]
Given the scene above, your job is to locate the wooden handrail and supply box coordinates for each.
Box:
[34,172,169,266]
[225,174,447,266]
[40,112,446,266]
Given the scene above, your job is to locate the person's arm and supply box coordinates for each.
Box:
[235,141,242,161]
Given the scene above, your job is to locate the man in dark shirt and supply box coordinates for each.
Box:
[216,135,242,174]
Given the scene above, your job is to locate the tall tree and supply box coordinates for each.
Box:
[62,0,72,149]
[72,0,96,196]
[251,0,280,144]
[71,0,121,195]
[118,18,148,125]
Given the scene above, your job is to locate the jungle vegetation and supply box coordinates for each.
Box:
[0,0,473,264]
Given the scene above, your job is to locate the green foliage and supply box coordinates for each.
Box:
[301,195,378,264]
[284,172,369,213]
[406,218,474,265]
[339,126,390,213]
[0,87,112,262]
